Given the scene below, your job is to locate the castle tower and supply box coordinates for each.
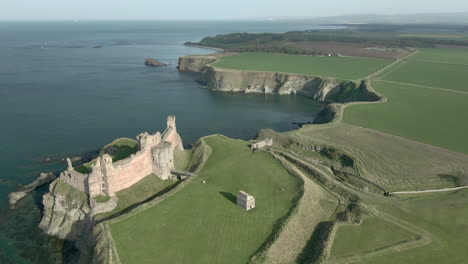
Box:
[152,141,175,180]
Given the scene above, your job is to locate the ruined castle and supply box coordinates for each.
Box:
[60,116,183,197]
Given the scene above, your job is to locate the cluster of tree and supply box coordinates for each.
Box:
[185,24,468,54]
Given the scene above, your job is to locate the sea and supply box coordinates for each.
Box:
[0,21,333,263]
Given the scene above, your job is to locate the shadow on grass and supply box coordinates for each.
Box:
[219,191,237,205]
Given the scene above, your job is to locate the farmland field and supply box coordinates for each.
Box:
[379,60,468,92]
[343,81,468,154]
[407,48,468,64]
[109,135,301,264]
[213,53,394,80]
[378,48,468,92]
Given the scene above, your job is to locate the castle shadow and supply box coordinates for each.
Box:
[219,191,237,205]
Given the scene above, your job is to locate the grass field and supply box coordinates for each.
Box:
[213,53,393,80]
[173,149,193,171]
[379,61,468,92]
[343,81,468,154]
[95,174,175,221]
[408,48,468,64]
[109,136,301,264]
[339,190,468,264]
[377,48,468,92]
[330,217,417,257]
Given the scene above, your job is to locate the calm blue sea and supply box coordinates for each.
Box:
[0,21,331,263]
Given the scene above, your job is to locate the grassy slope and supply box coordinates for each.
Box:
[213,53,393,80]
[330,217,417,257]
[344,81,468,154]
[355,190,468,264]
[110,136,301,264]
[173,149,193,171]
[94,174,174,221]
[289,123,468,191]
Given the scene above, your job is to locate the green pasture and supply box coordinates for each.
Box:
[343,81,468,154]
[109,135,301,264]
[379,60,468,92]
[354,190,468,264]
[409,48,468,64]
[94,174,175,221]
[213,53,393,80]
[330,217,417,257]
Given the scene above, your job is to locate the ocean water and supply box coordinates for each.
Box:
[0,21,329,263]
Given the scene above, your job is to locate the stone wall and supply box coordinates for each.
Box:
[61,116,183,198]
[60,169,88,193]
[252,138,274,150]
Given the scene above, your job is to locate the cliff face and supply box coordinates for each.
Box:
[178,55,381,103]
[178,54,227,73]
[39,179,92,246]
[201,66,341,101]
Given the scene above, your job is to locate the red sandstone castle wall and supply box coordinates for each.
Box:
[106,149,154,195]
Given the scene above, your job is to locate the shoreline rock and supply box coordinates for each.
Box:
[8,172,57,208]
[144,58,167,67]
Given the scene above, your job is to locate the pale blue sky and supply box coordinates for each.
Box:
[1,0,468,21]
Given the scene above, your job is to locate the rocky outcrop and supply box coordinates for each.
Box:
[177,54,228,73]
[144,58,167,67]
[8,172,57,208]
[39,179,92,248]
[178,55,381,104]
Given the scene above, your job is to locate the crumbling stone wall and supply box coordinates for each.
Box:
[60,116,183,198]
[251,138,274,150]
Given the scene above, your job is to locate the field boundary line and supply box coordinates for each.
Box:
[364,50,419,80]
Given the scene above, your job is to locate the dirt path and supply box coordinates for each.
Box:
[258,152,339,264]
[391,185,468,195]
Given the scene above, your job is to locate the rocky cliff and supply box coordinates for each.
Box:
[39,179,93,261]
[178,55,381,103]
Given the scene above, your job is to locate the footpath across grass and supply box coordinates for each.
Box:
[343,81,468,154]
[213,53,393,80]
[109,135,301,264]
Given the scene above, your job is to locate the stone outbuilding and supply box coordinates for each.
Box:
[251,138,273,151]
[237,191,255,211]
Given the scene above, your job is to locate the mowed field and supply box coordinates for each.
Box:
[343,81,468,154]
[378,48,468,92]
[213,53,393,80]
[109,136,301,264]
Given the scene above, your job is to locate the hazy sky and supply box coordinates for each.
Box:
[1,0,468,21]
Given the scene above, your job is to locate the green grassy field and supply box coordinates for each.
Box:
[109,136,301,264]
[213,53,393,80]
[330,217,417,257]
[342,190,468,264]
[343,81,468,154]
[173,149,193,171]
[408,48,468,64]
[379,60,468,92]
[95,174,175,221]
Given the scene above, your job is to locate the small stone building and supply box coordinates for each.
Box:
[237,191,255,211]
[251,138,273,151]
